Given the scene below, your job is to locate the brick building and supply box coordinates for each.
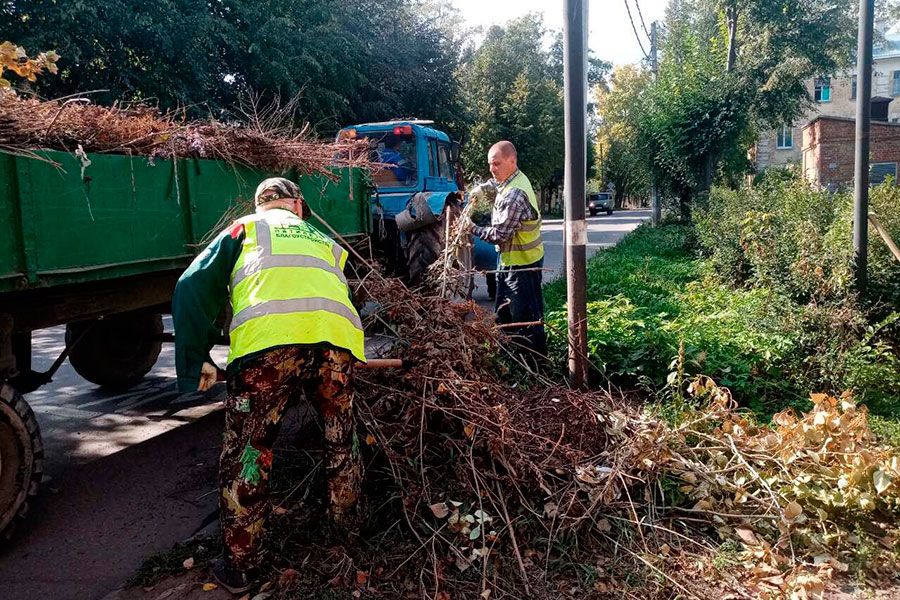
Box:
[755,22,900,171]
[801,115,900,189]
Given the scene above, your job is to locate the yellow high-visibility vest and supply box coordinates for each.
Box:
[227,209,366,364]
[498,171,544,266]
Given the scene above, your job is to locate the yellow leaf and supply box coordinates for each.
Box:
[464,424,475,438]
[202,583,218,591]
[365,434,376,445]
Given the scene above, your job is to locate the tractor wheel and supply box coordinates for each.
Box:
[0,383,42,540]
[66,312,163,390]
[406,200,463,286]
[406,221,443,285]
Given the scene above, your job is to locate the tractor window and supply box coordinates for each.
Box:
[437,143,453,180]
[427,141,437,177]
[357,131,418,188]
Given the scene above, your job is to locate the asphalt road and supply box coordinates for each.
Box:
[0,208,649,600]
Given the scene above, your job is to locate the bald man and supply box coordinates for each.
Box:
[469,141,547,364]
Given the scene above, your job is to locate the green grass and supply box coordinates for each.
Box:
[543,223,899,423]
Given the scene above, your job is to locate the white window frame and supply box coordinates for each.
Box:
[776,125,793,149]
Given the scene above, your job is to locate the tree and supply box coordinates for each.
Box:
[604,0,856,219]
[2,0,463,132]
[457,15,567,207]
[594,65,652,207]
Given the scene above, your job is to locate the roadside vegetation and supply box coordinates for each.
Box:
[545,177,900,426]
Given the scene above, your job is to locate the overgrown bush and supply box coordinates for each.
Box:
[545,212,900,418]
[695,176,900,310]
[693,177,900,411]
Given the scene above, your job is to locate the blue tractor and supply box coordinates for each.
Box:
[337,120,497,285]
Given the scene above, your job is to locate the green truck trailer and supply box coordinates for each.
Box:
[0,148,371,537]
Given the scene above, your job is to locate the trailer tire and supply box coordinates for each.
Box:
[66,312,164,390]
[0,383,42,540]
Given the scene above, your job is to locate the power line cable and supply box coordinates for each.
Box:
[623,0,650,60]
[633,0,652,40]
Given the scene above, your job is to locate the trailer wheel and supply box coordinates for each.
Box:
[66,312,163,389]
[0,383,42,540]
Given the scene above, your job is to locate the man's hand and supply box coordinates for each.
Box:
[198,361,218,392]
[469,181,497,203]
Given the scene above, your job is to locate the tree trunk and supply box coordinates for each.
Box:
[725,4,738,73]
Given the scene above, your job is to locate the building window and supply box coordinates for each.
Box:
[776,126,793,149]
[851,75,857,100]
[815,77,831,102]
[893,71,900,96]
[870,162,898,185]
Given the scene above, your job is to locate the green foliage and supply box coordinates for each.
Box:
[544,215,900,418]
[595,0,856,214]
[457,15,563,190]
[3,0,464,131]
[457,14,610,193]
[696,178,900,311]
[594,65,652,205]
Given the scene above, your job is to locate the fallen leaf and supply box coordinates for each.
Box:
[279,568,299,589]
[430,502,450,519]
[356,570,369,586]
[202,583,218,592]
[182,557,194,569]
[595,519,612,532]
[365,434,376,445]
[464,424,475,438]
[874,469,893,495]
[784,501,803,521]
[735,528,759,546]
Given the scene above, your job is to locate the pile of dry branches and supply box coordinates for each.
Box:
[0,91,372,175]
[334,274,900,599]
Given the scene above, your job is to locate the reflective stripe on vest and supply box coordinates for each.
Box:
[230,220,348,288]
[227,212,366,363]
[498,171,544,266]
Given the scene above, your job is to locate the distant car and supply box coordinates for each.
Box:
[587,192,614,216]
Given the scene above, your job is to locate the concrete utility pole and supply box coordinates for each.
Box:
[854,0,875,295]
[650,21,661,226]
[563,0,588,388]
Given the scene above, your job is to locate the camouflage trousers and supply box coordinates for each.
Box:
[220,346,361,571]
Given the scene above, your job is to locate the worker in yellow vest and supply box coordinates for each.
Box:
[469,141,547,364]
[173,177,366,593]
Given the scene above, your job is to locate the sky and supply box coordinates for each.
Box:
[451,0,669,67]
